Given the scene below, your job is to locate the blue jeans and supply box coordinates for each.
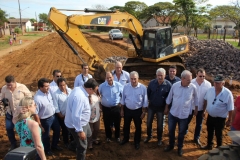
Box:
[187,110,204,140]
[168,112,188,149]
[146,108,164,140]
[5,112,17,146]
[40,115,60,152]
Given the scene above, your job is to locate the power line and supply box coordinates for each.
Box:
[0,4,18,9]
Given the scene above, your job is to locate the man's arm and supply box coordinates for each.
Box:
[202,100,207,118]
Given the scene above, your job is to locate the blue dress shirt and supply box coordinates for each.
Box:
[99,81,123,107]
[112,70,130,86]
[53,88,72,115]
[74,74,92,87]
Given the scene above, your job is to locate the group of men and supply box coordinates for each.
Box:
[0,61,234,159]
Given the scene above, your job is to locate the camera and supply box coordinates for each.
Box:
[1,98,9,108]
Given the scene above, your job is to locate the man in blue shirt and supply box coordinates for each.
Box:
[99,72,123,142]
[144,68,172,146]
[120,71,148,150]
[53,77,72,147]
[165,65,181,85]
[112,61,130,86]
[34,78,62,156]
[65,78,98,160]
[49,70,62,96]
[74,64,93,87]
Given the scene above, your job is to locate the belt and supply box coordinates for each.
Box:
[40,114,54,120]
[102,105,120,109]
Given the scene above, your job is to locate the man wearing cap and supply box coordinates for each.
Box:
[201,75,234,150]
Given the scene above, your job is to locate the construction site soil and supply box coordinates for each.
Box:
[0,32,240,160]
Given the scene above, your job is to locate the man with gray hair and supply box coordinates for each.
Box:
[164,70,198,156]
[144,68,172,146]
[112,61,130,86]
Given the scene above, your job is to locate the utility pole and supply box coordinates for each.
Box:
[18,0,23,35]
[35,12,38,31]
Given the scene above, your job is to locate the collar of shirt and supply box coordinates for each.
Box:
[192,78,207,86]
[57,88,71,95]
[37,89,50,96]
[130,83,140,88]
[112,70,123,74]
[105,81,116,87]
[80,86,89,97]
[50,80,57,86]
[154,79,167,85]
[215,86,225,98]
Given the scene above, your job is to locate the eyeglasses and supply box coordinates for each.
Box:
[199,76,205,78]
[56,76,62,78]
[212,98,216,105]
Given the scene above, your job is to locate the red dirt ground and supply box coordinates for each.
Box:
[0,33,239,160]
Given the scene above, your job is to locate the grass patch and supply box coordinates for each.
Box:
[226,41,240,49]
[195,34,234,40]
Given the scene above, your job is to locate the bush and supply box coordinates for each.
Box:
[14,27,22,34]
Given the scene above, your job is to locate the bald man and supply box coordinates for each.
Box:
[112,61,130,86]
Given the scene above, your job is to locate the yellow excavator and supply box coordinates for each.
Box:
[48,7,189,80]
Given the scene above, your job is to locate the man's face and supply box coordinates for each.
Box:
[181,75,192,87]
[82,66,89,74]
[115,63,122,74]
[214,81,224,89]
[106,73,113,85]
[53,72,62,82]
[6,82,16,90]
[86,86,99,95]
[58,81,67,92]
[156,72,165,83]
[196,71,205,83]
[40,82,49,93]
[130,74,139,87]
[169,68,177,78]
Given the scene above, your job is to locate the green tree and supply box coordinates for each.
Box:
[29,18,36,23]
[124,1,148,20]
[9,17,16,19]
[0,8,8,37]
[108,6,125,12]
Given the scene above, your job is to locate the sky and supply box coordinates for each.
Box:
[0,0,234,19]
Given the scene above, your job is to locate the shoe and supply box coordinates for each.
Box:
[144,137,152,143]
[68,146,76,152]
[164,145,174,152]
[194,139,202,147]
[201,145,213,150]
[157,140,162,146]
[93,140,102,145]
[45,151,54,156]
[135,143,140,150]
[116,138,121,143]
[8,145,17,151]
[106,138,111,143]
[120,139,129,145]
[178,149,183,157]
[51,146,63,151]
[88,146,93,151]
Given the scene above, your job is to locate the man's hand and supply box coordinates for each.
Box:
[193,109,198,116]
[40,125,45,133]
[140,112,146,119]
[78,131,86,140]
[58,113,65,120]
[164,107,169,115]
[226,120,232,127]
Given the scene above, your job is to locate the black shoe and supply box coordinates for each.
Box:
[201,145,213,150]
[135,143,140,150]
[8,145,17,151]
[164,145,174,152]
[68,146,76,152]
[45,151,54,156]
[51,146,63,151]
[194,139,202,147]
[144,137,152,143]
[120,139,129,145]
[157,140,162,146]
[178,149,183,157]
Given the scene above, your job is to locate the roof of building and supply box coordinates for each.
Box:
[8,18,30,23]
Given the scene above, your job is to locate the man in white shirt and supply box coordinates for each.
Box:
[112,61,130,86]
[74,64,93,87]
[187,68,211,147]
[49,70,62,96]
[164,70,198,157]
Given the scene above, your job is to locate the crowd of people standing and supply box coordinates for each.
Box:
[0,62,236,160]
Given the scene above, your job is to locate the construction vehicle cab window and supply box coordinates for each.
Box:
[48,7,189,80]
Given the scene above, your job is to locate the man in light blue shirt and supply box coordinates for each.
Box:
[74,64,93,87]
[120,71,148,150]
[112,61,130,86]
[65,78,98,160]
[99,72,123,142]
[34,78,62,156]
[201,75,234,150]
[53,77,72,147]
[164,70,198,157]
[49,70,62,96]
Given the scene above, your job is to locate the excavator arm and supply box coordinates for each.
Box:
[48,7,143,73]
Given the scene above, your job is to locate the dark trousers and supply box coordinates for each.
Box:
[68,124,91,160]
[146,107,164,141]
[123,106,142,144]
[57,115,72,144]
[187,110,204,140]
[206,115,226,146]
[40,114,60,152]
[5,112,17,146]
[102,105,121,139]
[168,112,188,149]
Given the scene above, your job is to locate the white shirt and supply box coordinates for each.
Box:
[74,73,93,87]
[191,78,211,111]
[65,86,91,132]
[49,81,58,96]
[121,83,148,110]
[166,81,198,119]
[89,94,101,123]
[112,70,130,86]
[53,88,72,115]
[205,87,234,118]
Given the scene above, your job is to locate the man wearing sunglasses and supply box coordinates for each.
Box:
[186,68,211,147]
[50,70,62,96]
[201,75,234,150]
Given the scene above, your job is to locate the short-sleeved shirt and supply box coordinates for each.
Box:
[74,74,93,87]
[15,118,42,147]
[0,83,31,115]
[232,96,240,130]
[89,94,101,123]
[121,83,148,110]
[53,88,72,115]
[112,70,130,86]
[205,87,234,118]
[165,75,181,85]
